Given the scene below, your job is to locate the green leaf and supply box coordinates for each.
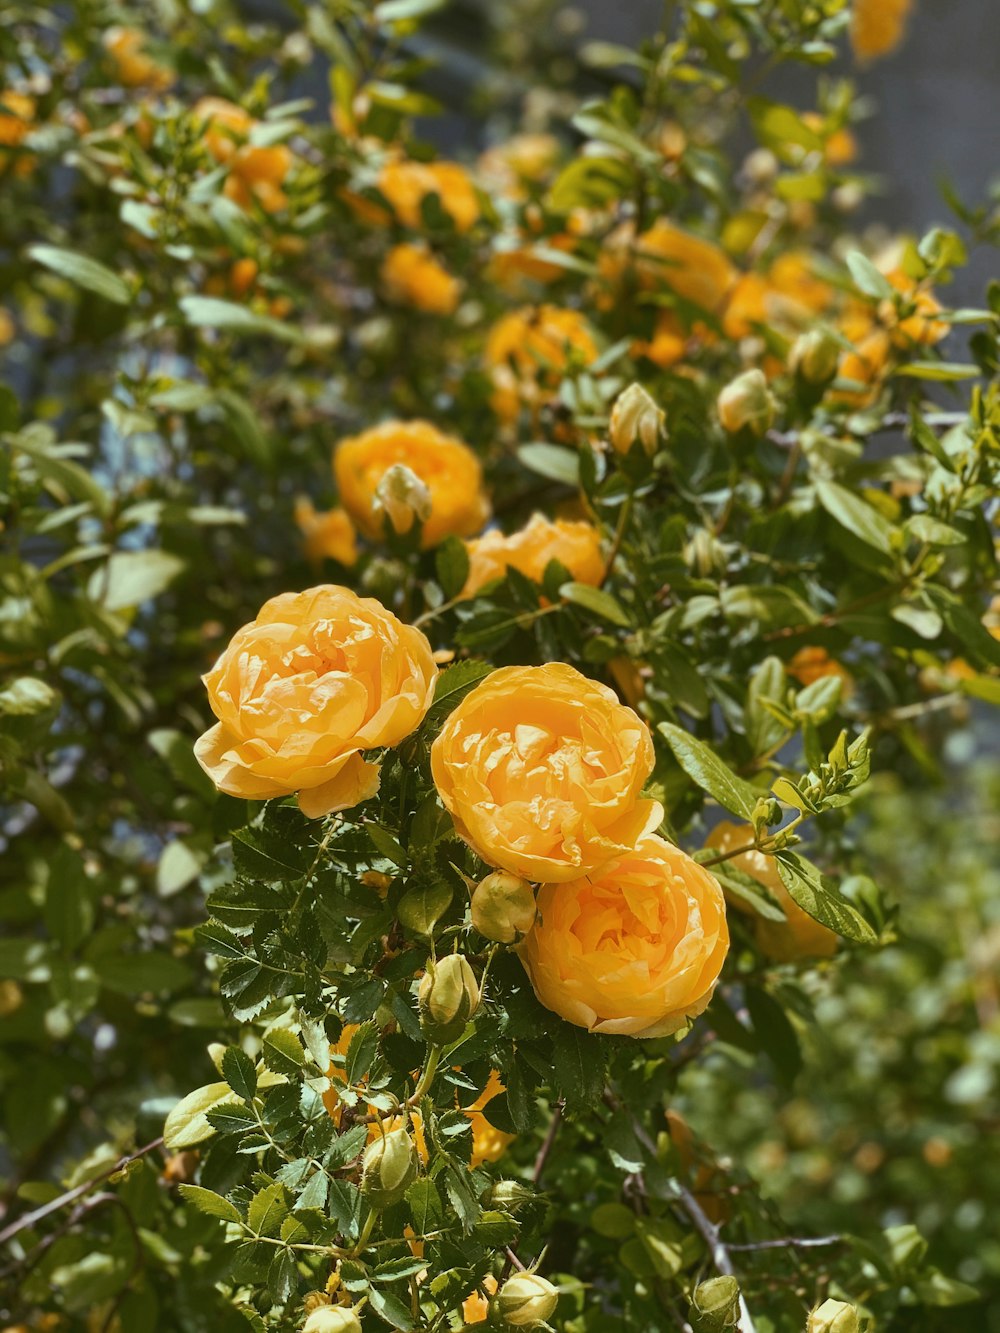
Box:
[516,442,581,487]
[179,295,305,344]
[178,1184,242,1224]
[746,656,789,755]
[720,584,817,631]
[263,1028,306,1077]
[28,244,132,305]
[775,851,877,943]
[344,1021,379,1085]
[231,826,312,881]
[745,985,802,1085]
[435,535,470,600]
[89,550,184,612]
[297,1171,328,1211]
[405,1178,444,1235]
[559,581,630,627]
[552,1024,606,1110]
[367,1286,416,1330]
[845,250,896,301]
[895,362,980,381]
[422,660,494,731]
[606,1117,645,1173]
[815,479,896,555]
[374,0,445,23]
[247,1181,288,1238]
[222,1047,258,1103]
[659,722,760,820]
[914,1271,979,1306]
[164,1082,240,1150]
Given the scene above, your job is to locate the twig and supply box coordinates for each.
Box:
[504,1245,526,1272]
[532,1099,564,1186]
[727,1235,843,1253]
[0,1137,164,1246]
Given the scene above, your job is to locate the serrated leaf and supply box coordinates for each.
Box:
[177,1184,242,1223]
[206,1104,259,1135]
[405,1177,444,1235]
[345,1021,379,1085]
[263,1028,306,1077]
[775,851,877,943]
[297,1170,328,1211]
[422,660,494,731]
[367,1286,416,1330]
[164,1082,240,1150]
[222,1047,258,1103]
[659,722,760,819]
[247,1181,288,1237]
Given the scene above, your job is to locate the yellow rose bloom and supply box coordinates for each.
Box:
[704,821,838,962]
[431,663,662,884]
[601,220,737,313]
[851,0,913,62]
[462,514,604,598]
[519,835,729,1037]
[464,1070,516,1167]
[381,242,461,315]
[195,585,437,817]
[294,499,359,568]
[194,97,292,213]
[484,305,598,420]
[786,646,854,696]
[103,26,174,91]
[376,158,480,232]
[462,1274,499,1325]
[334,420,490,550]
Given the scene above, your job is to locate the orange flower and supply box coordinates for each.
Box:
[485,305,598,420]
[103,27,174,91]
[462,514,604,598]
[431,663,662,884]
[376,158,479,231]
[802,112,857,168]
[519,835,729,1037]
[787,646,853,695]
[462,1274,499,1324]
[334,420,489,549]
[831,311,891,406]
[194,97,292,213]
[465,1071,516,1167]
[882,268,948,347]
[294,499,358,568]
[600,220,736,313]
[381,243,461,315]
[195,585,437,817]
[704,821,838,962]
[0,91,36,177]
[851,0,914,62]
[478,132,560,196]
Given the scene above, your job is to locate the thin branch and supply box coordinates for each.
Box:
[0,1137,164,1246]
[532,1099,564,1186]
[727,1235,844,1253]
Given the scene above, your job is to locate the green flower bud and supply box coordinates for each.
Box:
[789,328,841,385]
[683,528,727,579]
[360,1126,419,1210]
[717,368,776,437]
[490,1179,535,1210]
[471,872,537,944]
[691,1275,740,1330]
[609,383,665,457]
[807,1298,860,1333]
[418,954,480,1045]
[492,1272,559,1328]
[303,1306,363,1333]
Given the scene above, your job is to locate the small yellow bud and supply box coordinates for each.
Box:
[372,463,432,536]
[418,954,481,1045]
[789,328,841,385]
[360,1126,419,1209]
[303,1305,362,1333]
[691,1275,740,1330]
[683,528,727,579]
[807,1298,860,1333]
[492,1272,559,1328]
[471,872,537,944]
[609,383,664,457]
[717,368,776,437]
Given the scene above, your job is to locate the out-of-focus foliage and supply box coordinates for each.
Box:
[1,0,999,1330]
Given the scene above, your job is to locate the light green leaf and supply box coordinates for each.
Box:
[517,442,581,487]
[178,1184,242,1224]
[815,479,896,555]
[89,550,184,612]
[658,722,760,820]
[180,295,305,344]
[28,244,131,305]
[559,582,630,627]
[164,1081,240,1150]
[775,851,877,943]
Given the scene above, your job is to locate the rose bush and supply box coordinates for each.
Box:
[1,1,998,1331]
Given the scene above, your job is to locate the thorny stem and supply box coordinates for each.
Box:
[360,1044,441,1124]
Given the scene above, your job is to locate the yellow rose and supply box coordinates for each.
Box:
[103,26,174,91]
[381,242,461,315]
[704,821,837,962]
[194,97,292,213]
[334,420,490,550]
[376,158,480,232]
[465,1070,516,1167]
[0,91,36,178]
[294,499,359,568]
[519,835,729,1037]
[600,220,736,313]
[484,305,598,421]
[462,514,604,598]
[195,585,436,817]
[431,663,662,884]
[786,646,853,696]
[851,0,913,61]
[462,1274,499,1325]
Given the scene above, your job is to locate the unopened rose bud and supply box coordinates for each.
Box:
[609,383,664,458]
[360,1126,419,1210]
[490,1179,535,1210]
[807,1299,860,1333]
[471,872,537,943]
[418,954,481,1045]
[790,328,841,385]
[492,1272,559,1328]
[691,1275,740,1330]
[303,1306,363,1333]
[373,463,432,537]
[683,528,727,579]
[744,147,778,184]
[717,369,776,437]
